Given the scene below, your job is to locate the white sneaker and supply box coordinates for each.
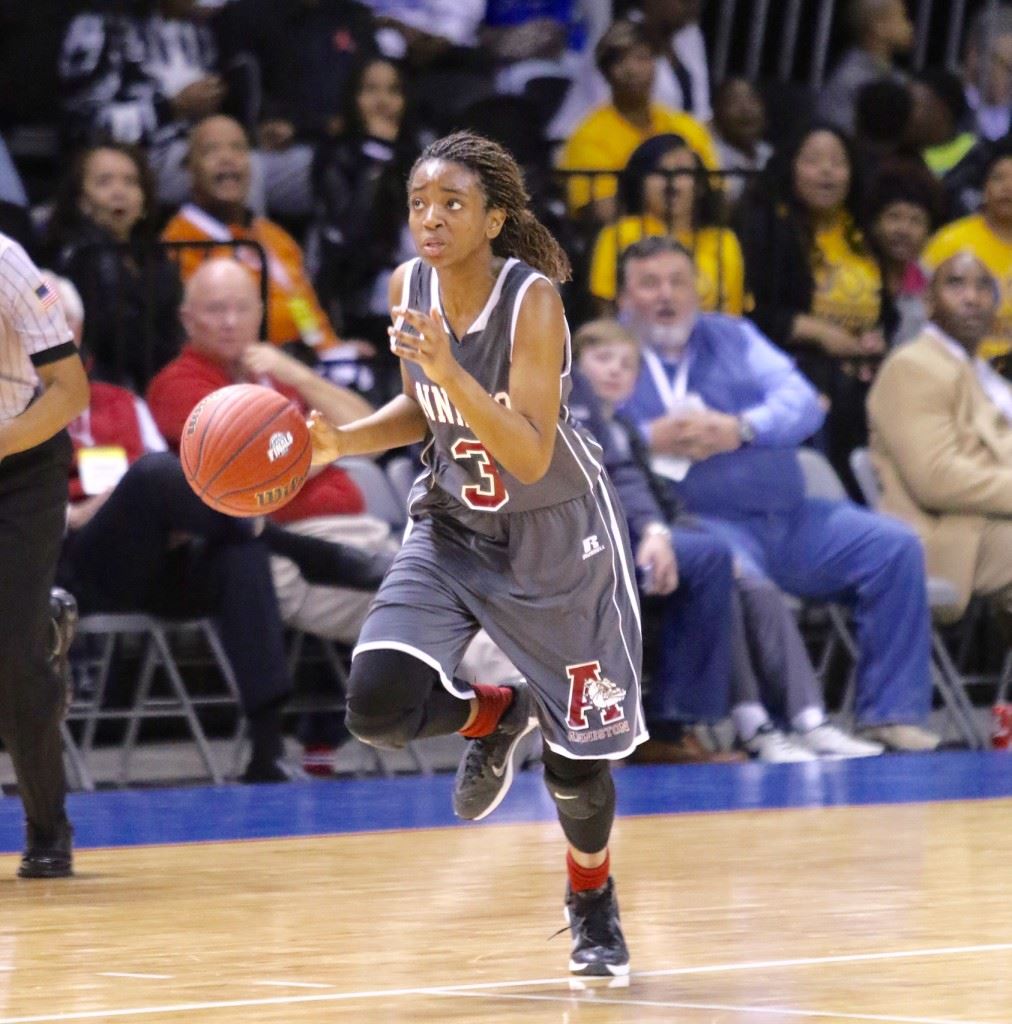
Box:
[742,724,817,762]
[796,723,884,759]
[857,723,940,752]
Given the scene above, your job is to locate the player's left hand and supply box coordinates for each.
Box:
[388,306,460,389]
[307,410,344,466]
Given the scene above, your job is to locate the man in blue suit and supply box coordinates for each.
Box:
[616,236,938,751]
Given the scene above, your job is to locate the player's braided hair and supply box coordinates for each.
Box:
[412,132,572,284]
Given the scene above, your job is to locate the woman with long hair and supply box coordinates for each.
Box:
[589,132,744,315]
[737,122,888,491]
[46,142,182,391]
[312,58,424,344]
[308,130,643,977]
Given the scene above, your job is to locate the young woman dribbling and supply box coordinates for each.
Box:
[309,131,645,976]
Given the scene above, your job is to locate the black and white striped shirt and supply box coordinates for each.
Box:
[0,235,75,422]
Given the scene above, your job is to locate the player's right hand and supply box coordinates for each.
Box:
[307,410,343,466]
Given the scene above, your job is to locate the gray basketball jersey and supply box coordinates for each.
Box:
[398,257,603,522]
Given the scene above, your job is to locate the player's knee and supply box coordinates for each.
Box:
[345,702,420,749]
[346,652,414,749]
[543,760,614,821]
[346,648,444,748]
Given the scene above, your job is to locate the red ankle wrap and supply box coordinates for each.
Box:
[459,684,514,738]
[567,849,610,893]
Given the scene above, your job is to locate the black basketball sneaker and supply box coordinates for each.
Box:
[565,877,630,977]
[452,681,538,820]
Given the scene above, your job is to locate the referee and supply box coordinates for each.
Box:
[0,232,88,878]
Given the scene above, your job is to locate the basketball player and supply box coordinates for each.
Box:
[308,132,644,976]
[0,232,89,877]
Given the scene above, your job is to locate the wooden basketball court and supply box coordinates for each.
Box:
[0,761,1010,1023]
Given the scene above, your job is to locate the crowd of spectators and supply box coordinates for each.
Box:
[4,0,1012,774]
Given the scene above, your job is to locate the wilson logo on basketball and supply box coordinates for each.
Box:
[184,398,207,437]
[266,431,294,463]
[255,471,307,508]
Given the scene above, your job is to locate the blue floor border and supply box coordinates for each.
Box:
[3,751,1011,853]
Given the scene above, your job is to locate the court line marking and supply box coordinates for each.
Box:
[430,988,984,1024]
[98,975,174,981]
[3,942,1010,1023]
[251,981,335,990]
[631,942,1012,979]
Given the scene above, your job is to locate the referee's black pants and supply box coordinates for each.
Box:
[0,432,72,840]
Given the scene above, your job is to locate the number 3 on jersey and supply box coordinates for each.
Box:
[451,438,510,511]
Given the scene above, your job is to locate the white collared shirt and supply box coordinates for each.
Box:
[924,323,1012,425]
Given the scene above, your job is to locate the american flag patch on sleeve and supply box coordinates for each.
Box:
[34,282,59,311]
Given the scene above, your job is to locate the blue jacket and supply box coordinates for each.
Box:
[568,371,672,543]
[620,314,824,515]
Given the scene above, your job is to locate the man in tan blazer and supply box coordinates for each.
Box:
[868,251,1012,626]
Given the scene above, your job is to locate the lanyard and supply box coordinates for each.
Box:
[642,347,691,412]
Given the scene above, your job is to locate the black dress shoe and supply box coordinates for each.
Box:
[19,822,73,879]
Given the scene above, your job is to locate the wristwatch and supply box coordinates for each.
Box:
[643,522,672,541]
[737,415,756,446]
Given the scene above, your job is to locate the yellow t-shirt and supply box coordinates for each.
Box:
[558,105,718,215]
[810,214,882,335]
[589,215,744,313]
[923,214,1012,360]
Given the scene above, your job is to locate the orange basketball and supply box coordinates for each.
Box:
[180,383,311,517]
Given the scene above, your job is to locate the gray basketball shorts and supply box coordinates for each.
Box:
[354,475,647,760]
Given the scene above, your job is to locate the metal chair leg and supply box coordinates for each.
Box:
[931,631,987,749]
[60,721,94,792]
[150,625,224,785]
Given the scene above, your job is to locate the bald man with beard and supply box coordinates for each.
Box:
[868,251,1012,629]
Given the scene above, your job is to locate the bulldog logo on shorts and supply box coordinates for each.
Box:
[586,674,626,712]
[566,660,626,730]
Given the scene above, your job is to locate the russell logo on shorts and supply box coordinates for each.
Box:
[566,660,627,731]
[581,535,605,560]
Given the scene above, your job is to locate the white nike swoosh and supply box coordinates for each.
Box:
[491,762,507,778]
[553,793,578,799]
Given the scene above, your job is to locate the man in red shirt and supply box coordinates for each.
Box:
[51,271,295,783]
[148,258,394,647]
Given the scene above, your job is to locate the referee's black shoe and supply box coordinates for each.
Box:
[452,681,538,821]
[565,877,630,977]
[19,822,73,879]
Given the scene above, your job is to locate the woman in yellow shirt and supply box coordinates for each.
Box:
[589,133,744,316]
[923,145,1012,366]
[737,123,887,494]
[557,19,717,224]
